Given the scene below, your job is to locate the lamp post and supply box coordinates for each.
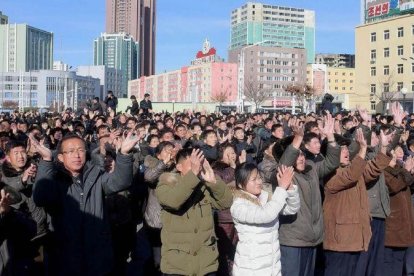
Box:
[401,87,408,111]
[237,40,270,112]
[242,95,246,113]
[172,100,175,113]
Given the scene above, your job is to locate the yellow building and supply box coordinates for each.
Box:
[306,64,357,110]
[356,14,414,113]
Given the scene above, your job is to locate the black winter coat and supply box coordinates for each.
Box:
[33,153,133,276]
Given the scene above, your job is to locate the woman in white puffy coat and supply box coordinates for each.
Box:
[231,163,300,276]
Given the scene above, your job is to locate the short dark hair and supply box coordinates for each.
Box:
[175,148,193,164]
[5,140,26,155]
[303,132,320,144]
[202,129,217,140]
[304,121,318,133]
[147,134,159,144]
[271,123,283,132]
[155,141,174,156]
[218,142,236,161]
[235,163,258,190]
[57,134,85,154]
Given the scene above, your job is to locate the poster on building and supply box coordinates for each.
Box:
[365,0,414,22]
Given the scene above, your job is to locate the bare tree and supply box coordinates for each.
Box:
[243,80,268,111]
[284,83,317,113]
[2,100,18,110]
[211,88,229,111]
[370,72,398,113]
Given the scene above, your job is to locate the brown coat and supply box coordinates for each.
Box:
[384,165,414,247]
[323,153,391,252]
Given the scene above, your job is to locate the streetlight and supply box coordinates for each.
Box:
[401,87,408,111]
[242,95,246,113]
[238,40,270,112]
[172,100,175,113]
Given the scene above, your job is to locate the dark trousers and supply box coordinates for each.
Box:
[280,245,316,276]
[405,246,414,276]
[355,218,385,276]
[383,247,406,276]
[324,250,360,276]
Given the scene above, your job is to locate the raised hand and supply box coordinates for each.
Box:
[291,118,304,137]
[0,189,11,215]
[355,128,367,148]
[276,165,295,190]
[22,163,37,183]
[120,131,140,155]
[404,156,414,172]
[239,150,247,164]
[201,159,216,184]
[391,102,407,127]
[29,134,52,161]
[190,149,204,176]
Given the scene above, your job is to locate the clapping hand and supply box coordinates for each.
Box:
[276,165,295,190]
[201,159,216,184]
[190,149,205,176]
[404,156,414,172]
[28,134,52,161]
[0,189,11,215]
[391,102,407,127]
[239,150,247,164]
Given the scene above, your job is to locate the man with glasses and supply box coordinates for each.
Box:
[31,132,140,276]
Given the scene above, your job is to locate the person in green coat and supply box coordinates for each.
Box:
[156,148,233,276]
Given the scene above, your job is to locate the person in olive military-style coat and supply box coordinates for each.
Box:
[156,148,233,276]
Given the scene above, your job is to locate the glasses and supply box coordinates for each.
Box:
[62,148,86,156]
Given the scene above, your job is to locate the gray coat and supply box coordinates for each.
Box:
[33,153,133,276]
[278,144,340,247]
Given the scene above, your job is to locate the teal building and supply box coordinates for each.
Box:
[230,2,315,64]
[94,33,139,97]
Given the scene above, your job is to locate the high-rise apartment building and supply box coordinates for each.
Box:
[0,24,53,72]
[106,0,156,76]
[315,54,355,68]
[230,2,315,64]
[356,13,414,113]
[0,11,8,25]
[93,33,139,97]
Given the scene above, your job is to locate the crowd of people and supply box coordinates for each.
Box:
[0,91,412,276]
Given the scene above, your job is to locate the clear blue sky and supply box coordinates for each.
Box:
[1,0,360,74]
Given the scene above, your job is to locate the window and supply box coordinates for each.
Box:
[384,65,389,75]
[398,64,404,74]
[371,32,376,42]
[371,102,376,110]
[371,84,376,94]
[398,27,404,37]
[371,49,376,60]
[384,47,390,57]
[412,25,414,35]
[384,30,390,40]
[397,82,404,91]
[371,67,376,76]
[412,81,414,92]
[398,45,404,56]
[384,83,390,93]
[412,63,414,73]
[335,79,338,83]
[5,84,12,90]
[412,44,414,54]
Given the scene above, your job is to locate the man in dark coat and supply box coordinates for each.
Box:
[140,93,153,115]
[104,91,118,114]
[90,97,103,115]
[32,132,140,276]
[126,95,139,116]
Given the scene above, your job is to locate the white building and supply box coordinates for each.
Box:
[53,61,70,71]
[77,65,124,99]
[0,70,100,111]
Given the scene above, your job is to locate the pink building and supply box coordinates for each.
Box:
[129,40,238,104]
